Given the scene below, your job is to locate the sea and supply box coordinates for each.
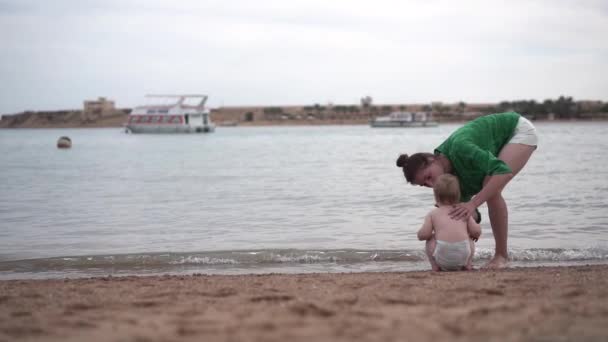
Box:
[1,122,607,279]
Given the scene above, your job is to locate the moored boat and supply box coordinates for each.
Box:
[125,94,215,134]
[370,111,438,128]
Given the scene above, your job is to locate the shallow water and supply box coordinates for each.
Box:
[1,122,607,278]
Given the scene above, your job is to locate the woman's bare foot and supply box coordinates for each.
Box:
[483,255,509,269]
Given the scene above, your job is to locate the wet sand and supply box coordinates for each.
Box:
[1,265,607,342]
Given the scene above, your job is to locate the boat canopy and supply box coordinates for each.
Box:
[141,94,208,109]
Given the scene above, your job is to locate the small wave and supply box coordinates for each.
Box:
[0,247,606,279]
[475,247,608,262]
[512,248,608,262]
[0,249,425,273]
[170,256,238,265]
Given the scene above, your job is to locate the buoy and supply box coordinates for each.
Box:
[57,136,72,149]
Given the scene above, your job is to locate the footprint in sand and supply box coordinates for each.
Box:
[132,300,162,308]
[65,303,98,311]
[481,288,505,296]
[191,287,237,298]
[332,295,358,306]
[250,294,294,303]
[378,297,418,306]
[289,302,334,317]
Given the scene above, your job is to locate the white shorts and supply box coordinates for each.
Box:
[508,116,538,147]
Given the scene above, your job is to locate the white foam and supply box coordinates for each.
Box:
[170,256,239,265]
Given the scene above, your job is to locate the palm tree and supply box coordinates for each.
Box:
[457,101,466,114]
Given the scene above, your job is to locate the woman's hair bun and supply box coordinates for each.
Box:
[396,154,409,168]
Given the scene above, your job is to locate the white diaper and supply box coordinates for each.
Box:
[433,240,471,271]
[508,116,538,147]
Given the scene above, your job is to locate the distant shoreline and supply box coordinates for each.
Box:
[2,103,608,129]
[1,117,608,129]
[4,96,607,129]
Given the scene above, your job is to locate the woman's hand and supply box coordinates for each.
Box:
[449,202,477,221]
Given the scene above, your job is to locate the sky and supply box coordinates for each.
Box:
[0,0,607,113]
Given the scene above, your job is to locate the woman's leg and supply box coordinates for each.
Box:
[484,143,536,268]
[425,238,440,271]
[486,194,508,267]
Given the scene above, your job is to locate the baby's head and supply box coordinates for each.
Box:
[433,174,460,206]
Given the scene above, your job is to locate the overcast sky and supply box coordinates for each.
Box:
[0,0,607,113]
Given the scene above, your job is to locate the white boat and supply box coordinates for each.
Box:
[125,94,215,134]
[370,111,438,128]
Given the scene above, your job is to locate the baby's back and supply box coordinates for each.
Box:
[432,207,470,242]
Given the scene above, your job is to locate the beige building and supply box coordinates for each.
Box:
[82,97,115,121]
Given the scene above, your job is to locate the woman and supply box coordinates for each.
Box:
[396,111,538,268]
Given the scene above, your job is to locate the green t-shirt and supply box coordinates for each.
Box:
[434,112,521,202]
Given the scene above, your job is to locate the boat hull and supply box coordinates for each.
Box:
[125,124,215,134]
[370,121,438,128]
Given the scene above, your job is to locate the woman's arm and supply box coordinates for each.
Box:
[471,173,512,208]
[450,173,512,220]
[448,141,514,221]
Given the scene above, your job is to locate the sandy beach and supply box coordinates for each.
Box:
[1,265,607,342]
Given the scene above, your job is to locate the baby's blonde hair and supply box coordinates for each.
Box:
[433,174,460,205]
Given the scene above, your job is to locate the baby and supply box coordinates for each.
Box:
[417,174,481,271]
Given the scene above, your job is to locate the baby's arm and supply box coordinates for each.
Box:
[467,216,481,241]
[417,212,433,241]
